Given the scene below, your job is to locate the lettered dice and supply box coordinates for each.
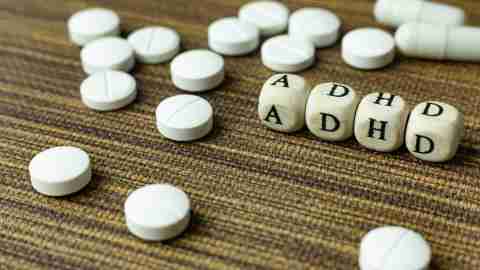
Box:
[258,74,310,132]
[354,92,409,152]
[306,83,360,141]
[406,102,464,162]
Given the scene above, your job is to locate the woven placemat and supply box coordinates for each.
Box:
[0,0,479,269]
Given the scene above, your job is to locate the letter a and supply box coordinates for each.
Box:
[264,106,282,125]
[270,75,289,88]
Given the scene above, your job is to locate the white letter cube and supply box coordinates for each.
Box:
[354,92,409,152]
[258,74,310,132]
[306,82,360,141]
[406,101,464,162]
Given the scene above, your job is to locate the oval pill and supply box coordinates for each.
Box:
[29,146,92,196]
[124,184,191,241]
[396,23,480,62]
[156,95,214,141]
[359,226,431,270]
[261,35,315,73]
[128,26,181,64]
[289,7,341,48]
[80,70,137,111]
[170,49,225,92]
[374,0,465,28]
[68,8,120,46]
[81,37,135,75]
[342,28,395,70]
[238,1,289,37]
[208,17,260,56]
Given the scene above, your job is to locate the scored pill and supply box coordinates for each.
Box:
[156,95,214,142]
[80,70,137,111]
[128,26,181,64]
[359,226,431,270]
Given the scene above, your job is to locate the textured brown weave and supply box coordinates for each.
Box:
[1,0,480,269]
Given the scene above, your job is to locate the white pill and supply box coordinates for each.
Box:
[124,184,191,241]
[374,0,465,28]
[68,8,120,46]
[29,146,91,197]
[127,26,181,64]
[81,37,135,75]
[359,226,431,270]
[170,50,225,92]
[80,71,137,111]
[156,95,214,141]
[396,23,480,62]
[342,28,395,70]
[208,17,260,56]
[261,35,315,73]
[238,1,289,37]
[289,8,341,48]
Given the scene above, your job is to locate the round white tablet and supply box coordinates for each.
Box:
[238,1,289,37]
[208,17,260,56]
[29,146,91,196]
[261,35,315,72]
[342,28,395,70]
[80,70,137,111]
[170,50,225,92]
[124,184,191,241]
[81,37,135,75]
[359,226,431,270]
[68,8,120,46]
[289,8,341,48]
[127,26,181,64]
[156,95,214,141]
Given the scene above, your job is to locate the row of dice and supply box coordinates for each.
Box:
[258,74,464,162]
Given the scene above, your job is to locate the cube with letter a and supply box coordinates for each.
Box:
[258,74,310,133]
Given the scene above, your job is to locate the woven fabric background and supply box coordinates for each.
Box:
[1,0,480,269]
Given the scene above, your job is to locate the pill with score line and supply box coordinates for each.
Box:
[80,70,137,111]
[156,95,214,142]
[128,26,181,64]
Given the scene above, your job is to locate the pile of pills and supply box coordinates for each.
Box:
[26,0,474,266]
[259,73,464,162]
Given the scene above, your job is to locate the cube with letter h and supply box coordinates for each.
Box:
[354,92,409,152]
[258,74,310,133]
[406,101,464,162]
